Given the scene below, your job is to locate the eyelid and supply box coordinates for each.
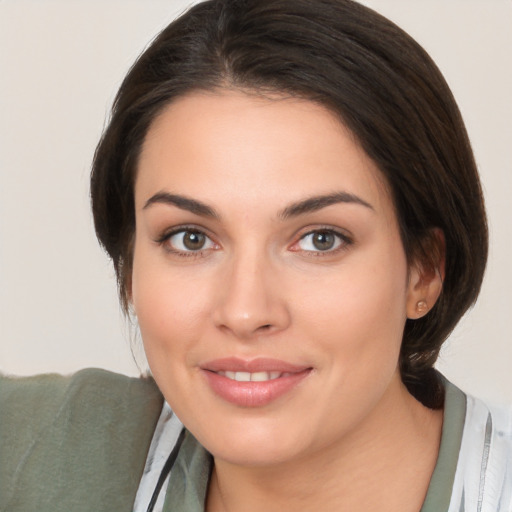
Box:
[155,223,212,242]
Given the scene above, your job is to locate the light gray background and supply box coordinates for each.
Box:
[1,1,511,404]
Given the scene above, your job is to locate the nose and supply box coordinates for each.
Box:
[212,248,291,339]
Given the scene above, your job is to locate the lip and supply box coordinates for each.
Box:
[200,357,312,407]
[202,357,309,373]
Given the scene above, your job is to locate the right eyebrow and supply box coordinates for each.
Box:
[142,192,219,219]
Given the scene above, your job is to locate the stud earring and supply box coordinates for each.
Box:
[416,300,428,314]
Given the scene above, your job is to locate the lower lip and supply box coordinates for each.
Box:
[202,369,312,407]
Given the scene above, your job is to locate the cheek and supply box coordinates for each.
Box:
[289,256,409,432]
[135,280,201,328]
[131,265,208,413]
[131,243,202,362]
[133,275,207,355]
[297,250,409,369]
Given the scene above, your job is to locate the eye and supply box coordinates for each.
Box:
[296,229,349,252]
[162,228,217,254]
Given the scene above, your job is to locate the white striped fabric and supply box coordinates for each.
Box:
[448,395,512,512]
[133,403,183,512]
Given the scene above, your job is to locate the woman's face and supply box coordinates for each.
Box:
[132,89,422,466]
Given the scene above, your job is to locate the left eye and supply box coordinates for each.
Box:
[167,230,216,252]
[297,230,345,252]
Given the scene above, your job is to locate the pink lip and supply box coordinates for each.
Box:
[200,357,312,408]
[202,357,309,373]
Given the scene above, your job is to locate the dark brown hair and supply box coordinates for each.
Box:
[91,0,487,408]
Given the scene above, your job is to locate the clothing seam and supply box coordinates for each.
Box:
[477,412,493,512]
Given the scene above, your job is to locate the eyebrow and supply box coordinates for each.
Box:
[279,191,374,219]
[143,192,219,218]
[142,190,373,220]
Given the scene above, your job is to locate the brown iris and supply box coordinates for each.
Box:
[312,231,336,251]
[182,231,206,250]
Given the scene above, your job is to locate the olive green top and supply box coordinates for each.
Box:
[421,381,466,511]
[0,369,466,512]
[0,369,163,512]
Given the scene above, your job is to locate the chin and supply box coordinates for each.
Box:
[210,438,305,467]
[191,413,316,467]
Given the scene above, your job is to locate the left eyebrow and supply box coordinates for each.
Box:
[279,191,374,219]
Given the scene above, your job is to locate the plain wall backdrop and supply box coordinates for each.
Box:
[1,0,511,404]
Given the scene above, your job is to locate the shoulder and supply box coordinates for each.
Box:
[1,366,161,404]
[0,368,161,433]
[0,369,164,512]
[450,387,512,511]
[461,393,512,475]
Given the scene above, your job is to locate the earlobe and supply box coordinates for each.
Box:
[406,267,443,319]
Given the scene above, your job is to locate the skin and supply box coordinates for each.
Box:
[131,89,444,511]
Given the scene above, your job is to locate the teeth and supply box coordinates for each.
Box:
[217,371,284,381]
[236,371,251,382]
[251,371,270,382]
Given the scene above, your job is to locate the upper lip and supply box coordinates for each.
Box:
[201,357,311,373]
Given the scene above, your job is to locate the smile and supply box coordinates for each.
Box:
[215,371,292,382]
[201,358,312,407]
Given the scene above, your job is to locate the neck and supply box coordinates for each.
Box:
[206,375,443,512]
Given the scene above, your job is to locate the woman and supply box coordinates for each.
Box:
[1,1,510,511]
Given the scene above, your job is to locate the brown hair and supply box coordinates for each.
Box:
[91,0,487,408]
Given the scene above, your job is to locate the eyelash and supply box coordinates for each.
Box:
[155,226,353,258]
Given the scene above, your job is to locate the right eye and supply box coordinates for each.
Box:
[160,228,217,255]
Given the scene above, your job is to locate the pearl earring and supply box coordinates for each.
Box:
[416,300,428,313]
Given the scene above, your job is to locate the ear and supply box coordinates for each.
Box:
[406,228,445,320]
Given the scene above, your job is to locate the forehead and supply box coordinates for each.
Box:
[136,89,392,216]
